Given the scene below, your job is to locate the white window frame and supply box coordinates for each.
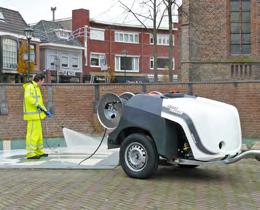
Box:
[71,56,79,69]
[115,31,139,44]
[55,29,71,40]
[48,55,57,70]
[61,55,69,68]
[115,55,140,72]
[90,52,106,68]
[150,57,175,70]
[2,38,18,70]
[150,34,174,46]
[90,27,105,41]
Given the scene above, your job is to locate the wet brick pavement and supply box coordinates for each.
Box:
[0,159,259,210]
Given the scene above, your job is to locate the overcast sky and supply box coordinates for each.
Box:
[0,0,182,27]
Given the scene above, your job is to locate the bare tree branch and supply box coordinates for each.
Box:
[156,7,167,30]
[134,12,154,21]
[119,0,149,30]
[118,0,171,82]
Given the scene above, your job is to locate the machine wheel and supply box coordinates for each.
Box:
[120,133,158,179]
[178,164,199,169]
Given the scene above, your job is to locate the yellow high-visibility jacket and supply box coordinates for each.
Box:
[23,81,47,121]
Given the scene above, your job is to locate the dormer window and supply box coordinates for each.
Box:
[55,29,71,40]
[0,12,5,22]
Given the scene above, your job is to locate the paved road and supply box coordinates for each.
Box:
[0,160,259,210]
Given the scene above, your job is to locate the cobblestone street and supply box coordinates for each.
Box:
[0,159,259,210]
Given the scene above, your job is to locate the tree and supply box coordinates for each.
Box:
[17,40,35,79]
[163,0,177,82]
[119,0,167,82]
[107,65,115,83]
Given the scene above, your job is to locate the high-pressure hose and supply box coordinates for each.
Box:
[78,128,107,165]
[39,105,108,164]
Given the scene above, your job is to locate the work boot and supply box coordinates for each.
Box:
[40,153,48,157]
[27,156,40,160]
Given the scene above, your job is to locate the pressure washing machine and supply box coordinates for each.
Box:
[97,91,260,179]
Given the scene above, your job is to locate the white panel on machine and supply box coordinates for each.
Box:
[161,96,242,161]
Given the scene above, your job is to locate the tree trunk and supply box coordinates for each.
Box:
[153,0,158,82]
[168,0,174,82]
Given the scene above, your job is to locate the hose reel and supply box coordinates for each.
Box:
[97,92,134,130]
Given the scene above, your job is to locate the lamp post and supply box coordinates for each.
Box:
[121,50,127,83]
[24,27,34,81]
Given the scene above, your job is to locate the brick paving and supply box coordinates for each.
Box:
[0,159,259,210]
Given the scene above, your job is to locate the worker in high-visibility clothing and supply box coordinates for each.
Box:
[23,72,52,159]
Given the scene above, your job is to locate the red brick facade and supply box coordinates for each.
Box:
[0,82,259,140]
[72,9,180,82]
[180,0,260,82]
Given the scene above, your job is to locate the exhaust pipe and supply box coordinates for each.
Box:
[224,150,260,164]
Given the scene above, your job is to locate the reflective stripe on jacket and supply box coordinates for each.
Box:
[23,81,46,121]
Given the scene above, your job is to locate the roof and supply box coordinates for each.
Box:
[32,20,82,47]
[90,18,178,31]
[54,17,178,32]
[0,7,28,35]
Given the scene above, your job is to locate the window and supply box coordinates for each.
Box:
[150,34,173,46]
[2,38,18,70]
[48,55,59,70]
[115,55,139,72]
[115,31,139,44]
[230,0,251,55]
[71,57,79,68]
[90,53,105,67]
[55,29,71,40]
[150,57,175,69]
[0,11,5,22]
[90,28,105,41]
[29,44,36,63]
[61,56,69,68]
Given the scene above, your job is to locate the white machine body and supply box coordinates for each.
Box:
[161,96,242,161]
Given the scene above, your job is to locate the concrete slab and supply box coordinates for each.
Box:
[0,128,120,170]
[0,145,119,169]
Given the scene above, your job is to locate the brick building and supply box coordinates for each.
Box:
[70,9,179,83]
[33,20,84,83]
[179,0,260,82]
[0,7,40,83]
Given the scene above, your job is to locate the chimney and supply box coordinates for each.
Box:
[72,9,90,32]
[51,7,56,21]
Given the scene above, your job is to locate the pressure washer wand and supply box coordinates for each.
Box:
[38,106,49,116]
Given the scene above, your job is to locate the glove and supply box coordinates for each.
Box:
[37,104,44,111]
[46,111,52,118]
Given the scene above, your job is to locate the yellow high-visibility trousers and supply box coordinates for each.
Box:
[26,120,45,158]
